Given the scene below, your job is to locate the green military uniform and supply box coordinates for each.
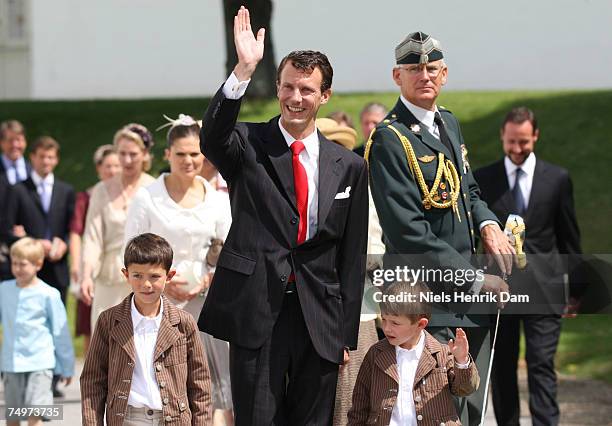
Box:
[366,31,501,426]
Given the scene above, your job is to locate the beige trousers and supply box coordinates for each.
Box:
[124,406,164,426]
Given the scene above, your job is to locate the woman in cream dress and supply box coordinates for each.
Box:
[124,115,233,424]
[80,124,155,329]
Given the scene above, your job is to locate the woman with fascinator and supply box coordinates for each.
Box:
[124,114,234,424]
[80,123,156,329]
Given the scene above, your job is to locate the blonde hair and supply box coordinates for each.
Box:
[92,144,116,166]
[10,238,45,264]
[113,123,154,171]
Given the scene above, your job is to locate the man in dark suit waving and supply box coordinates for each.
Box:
[474,107,582,426]
[198,7,368,425]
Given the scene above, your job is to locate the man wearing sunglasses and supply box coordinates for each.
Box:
[366,31,515,425]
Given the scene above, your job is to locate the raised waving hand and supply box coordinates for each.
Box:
[233,6,266,81]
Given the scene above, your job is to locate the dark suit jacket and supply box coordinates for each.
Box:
[474,158,582,309]
[198,87,369,364]
[0,174,14,279]
[4,176,75,290]
[80,295,212,426]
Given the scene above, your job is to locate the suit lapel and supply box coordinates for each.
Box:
[24,178,45,214]
[110,296,136,362]
[393,100,453,160]
[497,160,515,216]
[262,117,298,213]
[414,333,440,386]
[316,135,343,230]
[374,341,399,384]
[153,297,181,361]
[523,159,546,222]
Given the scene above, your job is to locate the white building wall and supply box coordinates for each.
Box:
[15,0,612,99]
[29,0,226,99]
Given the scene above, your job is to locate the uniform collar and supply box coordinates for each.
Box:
[278,119,320,160]
[504,152,536,179]
[399,95,439,133]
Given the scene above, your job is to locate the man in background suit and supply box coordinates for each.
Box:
[5,136,75,302]
[0,119,31,280]
[198,7,368,425]
[474,107,581,426]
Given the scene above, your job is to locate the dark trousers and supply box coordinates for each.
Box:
[491,314,561,426]
[229,292,339,426]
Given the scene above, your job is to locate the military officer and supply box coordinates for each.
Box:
[366,31,514,425]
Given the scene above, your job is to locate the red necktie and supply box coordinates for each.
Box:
[291,140,309,244]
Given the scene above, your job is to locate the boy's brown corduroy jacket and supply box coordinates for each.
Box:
[80,295,212,425]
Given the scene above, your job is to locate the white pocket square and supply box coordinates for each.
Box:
[334,186,351,200]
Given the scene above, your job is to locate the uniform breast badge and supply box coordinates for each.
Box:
[417,155,435,163]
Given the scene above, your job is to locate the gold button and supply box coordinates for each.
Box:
[165,415,172,422]
[163,397,169,405]
[159,381,166,388]
[180,402,186,408]
[156,364,162,372]
[417,414,423,421]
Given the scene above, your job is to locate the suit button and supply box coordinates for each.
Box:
[163,397,169,405]
[417,414,423,421]
[280,275,287,283]
[290,217,298,225]
[147,409,154,415]
[156,364,162,372]
[165,415,172,422]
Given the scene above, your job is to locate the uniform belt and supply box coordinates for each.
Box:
[285,281,297,294]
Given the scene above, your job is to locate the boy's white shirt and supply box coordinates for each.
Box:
[128,296,164,410]
[390,331,470,425]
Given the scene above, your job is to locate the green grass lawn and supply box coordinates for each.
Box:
[3,89,612,383]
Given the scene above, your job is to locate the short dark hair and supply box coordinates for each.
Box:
[502,107,538,134]
[167,123,200,148]
[30,136,60,155]
[124,233,173,272]
[276,50,333,92]
[379,281,432,323]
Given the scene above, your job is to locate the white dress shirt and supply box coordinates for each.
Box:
[278,121,319,240]
[221,72,320,241]
[1,154,28,185]
[30,170,54,212]
[505,152,536,208]
[128,296,163,409]
[390,331,426,426]
[125,175,232,306]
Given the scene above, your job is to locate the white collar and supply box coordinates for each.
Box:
[278,120,320,160]
[1,154,25,168]
[504,152,536,178]
[131,294,164,330]
[400,95,439,131]
[395,330,426,360]
[31,170,54,186]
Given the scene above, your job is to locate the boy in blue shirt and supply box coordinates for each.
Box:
[0,237,74,425]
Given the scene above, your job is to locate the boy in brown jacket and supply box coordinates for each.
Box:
[81,233,212,425]
[348,282,479,426]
